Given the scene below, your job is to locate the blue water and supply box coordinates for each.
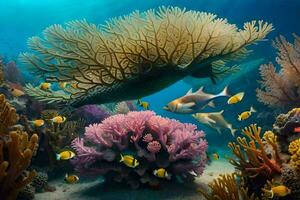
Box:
[1,1,300,198]
[1,0,300,148]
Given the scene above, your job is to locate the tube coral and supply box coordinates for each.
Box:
[20,7,272,107]
[0,94,19,134]
[256,34,300,108]
[71,111,207,188]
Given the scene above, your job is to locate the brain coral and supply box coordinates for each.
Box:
[20,7,273,107]
[71,111,208,188]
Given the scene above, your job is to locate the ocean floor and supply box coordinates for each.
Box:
[35,159,234,200]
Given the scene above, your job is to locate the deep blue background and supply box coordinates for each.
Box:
[0,0,299,150]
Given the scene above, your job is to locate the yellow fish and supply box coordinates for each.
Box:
[153,168,171,179]
[40,82,51,90]
[56,150,76,160]
[71,83,78,89]
[264,185,291,198]
[64,173,79,184]
[212,153,219,160]
[227,92,244,104]
[120,154,139,168]
[31,119,45,127]
[137,99,149,110]
[238,106,256,121]
[59,82,68,89]
[51,116,66,123]
[9,88,25,97]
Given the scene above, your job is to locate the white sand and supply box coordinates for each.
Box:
[35,159,234,200]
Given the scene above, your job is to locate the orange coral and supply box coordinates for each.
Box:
[256,34,300,108]
[228,124,281,179]
[0,93,38,200]
[0,94,19,134]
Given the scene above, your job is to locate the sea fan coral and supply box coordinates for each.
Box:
[257,34,300,108]
[21,7,272,107]
[71,111,207,188]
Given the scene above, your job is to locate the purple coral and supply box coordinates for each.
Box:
[74,105,111,125]
[71,111,208,188]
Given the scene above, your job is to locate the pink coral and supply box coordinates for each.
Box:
[147,141,161,153]
[71,111,207,188]
[143,134,153,143]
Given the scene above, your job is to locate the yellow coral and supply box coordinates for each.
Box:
[289,139,300,168]
[263,131,277,145]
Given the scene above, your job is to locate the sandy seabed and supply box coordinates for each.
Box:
[35,159,234,200]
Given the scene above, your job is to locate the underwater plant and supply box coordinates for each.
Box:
[0,94,39,200]
[257,34,300,109]
[20,6,273,107]
[197,173,259,200]
[71,110,207,188]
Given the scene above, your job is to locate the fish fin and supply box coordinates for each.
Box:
[207,117,217,124]
[218,110,224,115]
[56,154,61,160]
[250,106,256,113]
[182,102,196,108]
[207,101,215,108]
[218,86,229,97]
[120,154,124,162]
[237,115,241,121]
[185,88,193,96]
[228,124,237,137]
[195,86,204,94]
[65,173,68,179]
[215,127,222,134]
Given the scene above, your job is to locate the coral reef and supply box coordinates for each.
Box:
[197,173,259,200]
[71,111,207,188]
[228,124,281,179]
[0,94,19,134]
[273,108,300,153]
[228,109,300,199]
[289,139,300,169]
[20,7,272,107]
[257,34,300,109]
[31,171,48,192]
[3,61,24,85]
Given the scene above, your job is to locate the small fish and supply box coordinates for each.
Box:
[120,154,139,168]
[51,116,66,124]
[9,88,25,97]
[164,86,229,114]
[238,106,256,121]
[227,92,244,104]
[59,82,68,89]
[137,99,149,110]
[294,126,300,133]
[192,110,237,136]
[40,82,51,90]
[71,83,78,89]
[56,150,76,160]
[153,168,171,180]
[64,173,79,184]
[31,119,45,127]
[264,185,291,198]
[212,153,219,160]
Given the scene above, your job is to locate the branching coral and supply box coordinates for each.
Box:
[20,7,273,107]
[228,124,281,179]
[0,131,39,200]
[0,94,19,134]
[71,111,207,188]
[197,173,259,200]
[257,34,300,108]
